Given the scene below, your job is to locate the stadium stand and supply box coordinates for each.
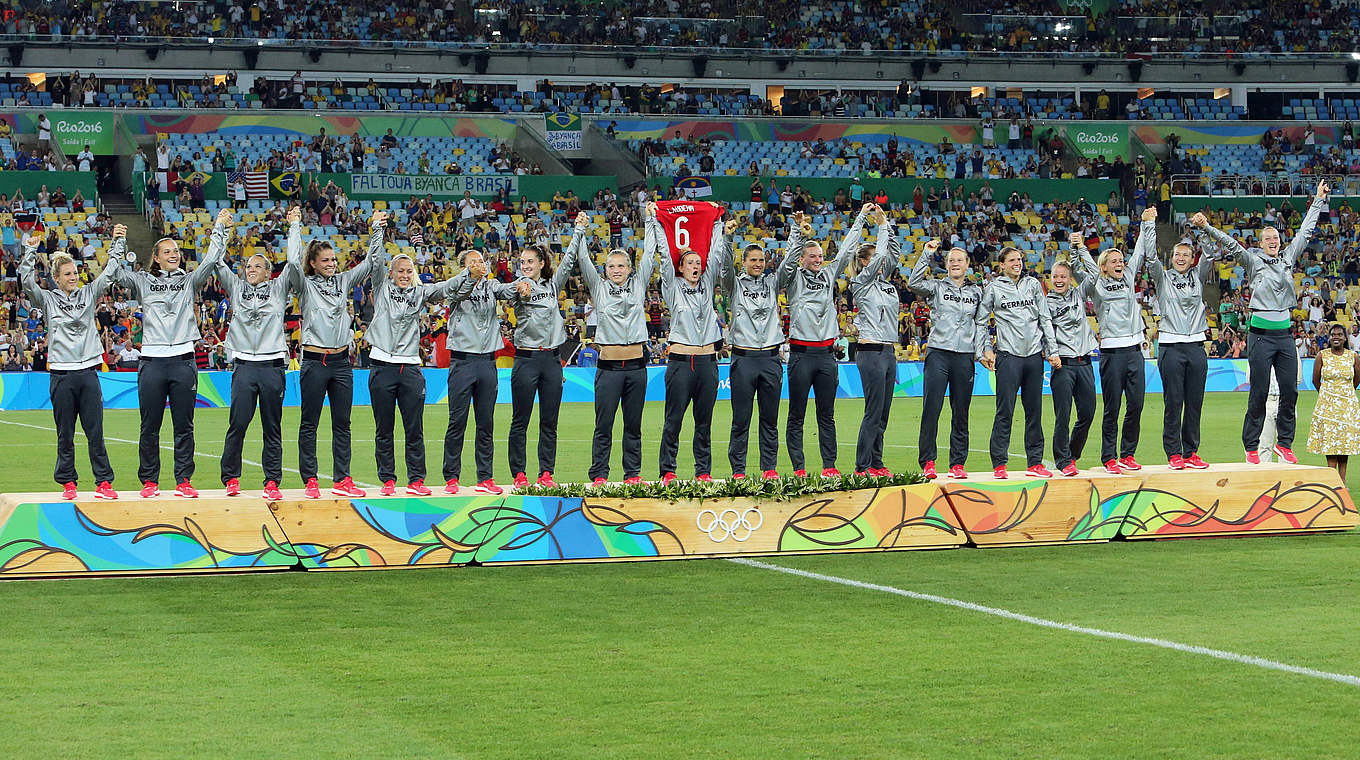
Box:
[8,0,1360,54]
[0,74,1327,121]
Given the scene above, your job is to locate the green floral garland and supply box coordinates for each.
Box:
[517,471,927,501]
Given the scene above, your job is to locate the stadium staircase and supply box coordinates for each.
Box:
[102,192,156,264]
[581,123,646,189]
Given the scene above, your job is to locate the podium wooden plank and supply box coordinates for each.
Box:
[0,492,295,579]
[940,472,1133,547]
[262,485,965,569]
[1108,464,1359,539]
[480,484,967,564]
[267,493,507,569]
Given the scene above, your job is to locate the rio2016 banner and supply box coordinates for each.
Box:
[6,111,117,155]
[1068,124,1128,160]
[349,173,519,200]
[0,359,1313,411]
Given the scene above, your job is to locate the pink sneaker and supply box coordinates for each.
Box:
[474,479,503,495]
[263,481,283,501]
[1245,450,1261,465]
[94,481,118,500]
[61,482,77,500]
[1026,464,1053,479]
[140,481,160,499]
[1060,463,1079,477]
[304,478,320,499]
[1118,456,1142,471]
[948,465,968,479]
[660,472,677,485]
[993,466,1008,479]
[175,480,199,498]
[922,461,937,480]
[793,469,808,478]
[379,480,397,497]
[224,478,241,496]
[1103,460,1122,474]
[762,470,779,480]
[332,477,366,498]
[1168,455,1186,470]
[1272,445,1299,464]
[1185,453,1209,469]
[406,479,432,496]
[536,471,557,488]
[591,477,608,487]
[731,473,746,480]
[695,473,714,482]
[512,472,529,489]
[444,479,460,494]
[821,468,840,478]
[623,476,646,485]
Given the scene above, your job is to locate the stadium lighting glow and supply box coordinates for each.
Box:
[207,37,214,43]
[1054,23,1071,33]
[1352,52,1360,60]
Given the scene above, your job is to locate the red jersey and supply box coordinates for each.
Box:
[654,200,724,270]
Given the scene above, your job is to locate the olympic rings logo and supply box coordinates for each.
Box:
[697,507,763,543]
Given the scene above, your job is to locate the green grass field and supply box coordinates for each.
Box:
[1,391,1357,759]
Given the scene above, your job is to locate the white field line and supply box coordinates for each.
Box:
[730,558,1360,689]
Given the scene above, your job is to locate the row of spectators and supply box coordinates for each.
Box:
[7,0,1359,54]
[0,72,1339,123]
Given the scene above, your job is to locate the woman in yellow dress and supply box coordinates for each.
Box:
[1307,323,1360,479]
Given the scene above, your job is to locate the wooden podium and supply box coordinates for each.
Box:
[0,464,1352,579]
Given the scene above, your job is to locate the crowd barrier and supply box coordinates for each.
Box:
[0,358,1314,411]
[0,463,1351,579]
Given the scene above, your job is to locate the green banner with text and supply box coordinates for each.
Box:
[1067,124,1128,160]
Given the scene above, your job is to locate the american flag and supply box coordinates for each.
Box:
[408,225,424,246]
[227,170,270,199]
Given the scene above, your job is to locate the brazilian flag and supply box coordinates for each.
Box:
[270,171,302,199]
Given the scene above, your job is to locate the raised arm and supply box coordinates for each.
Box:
[854,209,896,287]
[1143,227,1164,281]
[777,213,808,289]
[830,203,872,279]
[283,206,305,287]
[907,240,941,297]
[190,209,234,289]
[1071,234,1100,295]
[1195,244,1216,282]
[18,235,45,304]
[573,224,603,292]
[552,214,588,294]
[1127,211,1155,281]
[90,230,126,294]
[704,211,733,289]
[1192,211,1251,261]
[340,210,388,289]
[1283,180,1330,268]
[647,206,671,275]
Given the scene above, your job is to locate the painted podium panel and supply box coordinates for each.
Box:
[268,485,967,569]
[0,493,295,577]
[1099,463,1359,539]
